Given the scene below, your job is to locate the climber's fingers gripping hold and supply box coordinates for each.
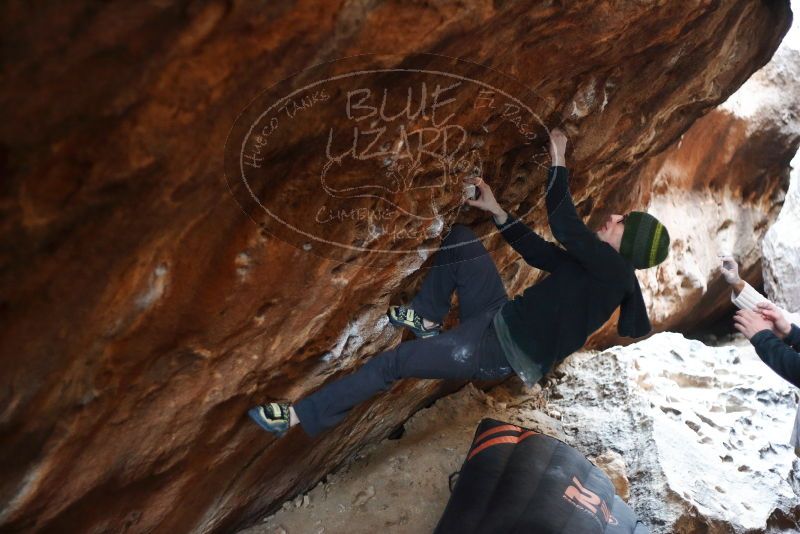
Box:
[463,176,500,213]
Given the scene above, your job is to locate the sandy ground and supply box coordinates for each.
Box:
[238,377,558,534]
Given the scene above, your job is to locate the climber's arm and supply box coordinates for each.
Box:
[544,129,619,278]
[464,176,569,272]
[492,210,570,272]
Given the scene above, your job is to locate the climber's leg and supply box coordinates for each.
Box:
[410,224,508,324]
[293,309,510,437]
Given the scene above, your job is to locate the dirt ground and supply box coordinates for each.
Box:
[237,378,559,534]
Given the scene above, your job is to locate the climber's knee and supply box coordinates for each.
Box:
[444,224,477,246]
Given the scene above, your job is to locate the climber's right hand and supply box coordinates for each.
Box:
[464,177,506,222]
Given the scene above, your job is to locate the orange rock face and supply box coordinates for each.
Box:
[588,25,800,348]
[0,1,791,532]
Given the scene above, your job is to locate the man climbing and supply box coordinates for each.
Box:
[248,128,671,438]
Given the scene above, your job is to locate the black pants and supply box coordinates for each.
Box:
[294,225,512,437]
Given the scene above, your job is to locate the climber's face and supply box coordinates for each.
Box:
[596,213,626,252]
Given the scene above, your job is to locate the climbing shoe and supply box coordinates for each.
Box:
[248,402,291,437]
[387,305,441,338]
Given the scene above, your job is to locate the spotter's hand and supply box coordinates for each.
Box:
[719,255,741,285]
[733,309,773,340]
[756,301,792,339]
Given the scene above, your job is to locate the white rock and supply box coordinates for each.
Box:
[551,332,799,533]
[763,151,800,313]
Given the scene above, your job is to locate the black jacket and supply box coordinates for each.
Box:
[750,324,800,388]
[494,166,651,373]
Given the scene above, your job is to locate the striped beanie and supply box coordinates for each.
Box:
[619,211,670,269]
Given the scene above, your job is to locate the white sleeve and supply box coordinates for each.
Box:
[731,282,800,325]
[731,282,769,311]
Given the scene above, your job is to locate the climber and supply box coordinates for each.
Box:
[248,127,671,438]
[724,256,800,455]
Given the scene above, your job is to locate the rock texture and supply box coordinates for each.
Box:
[589,11,800,346]
[551,333,800,533]
[764,151,800,312]
[240,333,800,534]
[589,449,631,502]
[0,2,792,533]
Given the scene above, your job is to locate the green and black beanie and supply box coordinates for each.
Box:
[619,211,670,269]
